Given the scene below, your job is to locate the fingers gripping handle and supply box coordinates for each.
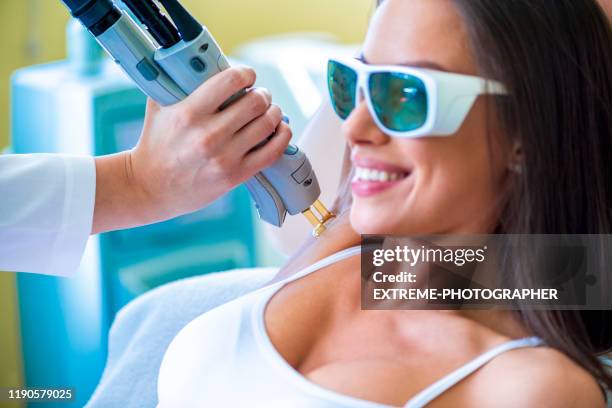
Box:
[73,1,330,230]
[152,29,326,227]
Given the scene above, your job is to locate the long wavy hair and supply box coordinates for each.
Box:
[334,0,612,390]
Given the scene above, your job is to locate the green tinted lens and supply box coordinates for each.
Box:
[328,61,358,120]
[369,72,428,132]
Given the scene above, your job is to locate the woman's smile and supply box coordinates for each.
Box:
[351,155,413,197]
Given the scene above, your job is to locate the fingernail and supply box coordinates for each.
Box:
[282,115,290,124]
[258,87,271,97]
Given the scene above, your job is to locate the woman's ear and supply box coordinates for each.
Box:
[508,140,524,174]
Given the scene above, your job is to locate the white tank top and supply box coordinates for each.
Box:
[157,246,545,408]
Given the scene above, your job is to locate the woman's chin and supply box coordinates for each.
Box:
[349,206,407,235]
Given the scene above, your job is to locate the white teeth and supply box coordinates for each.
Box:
[354,166,407,182]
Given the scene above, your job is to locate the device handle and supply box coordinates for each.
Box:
[96,11,187,105]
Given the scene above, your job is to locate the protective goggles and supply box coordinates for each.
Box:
[327,56,507,138]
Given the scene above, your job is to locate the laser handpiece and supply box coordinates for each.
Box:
[60,0,334,236]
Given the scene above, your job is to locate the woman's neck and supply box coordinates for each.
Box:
[273,212,361,282]
[272,212,531,341]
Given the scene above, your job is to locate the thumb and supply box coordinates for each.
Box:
[142,98,163,129]
[145,98,162,116]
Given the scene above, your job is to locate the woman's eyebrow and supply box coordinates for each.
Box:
[358,53,449,72]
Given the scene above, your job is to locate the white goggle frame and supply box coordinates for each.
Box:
[329,56,507,138]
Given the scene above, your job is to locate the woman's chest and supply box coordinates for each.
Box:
[264,264,459,406]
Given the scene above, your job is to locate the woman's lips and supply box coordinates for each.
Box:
[351,157,412,198]
[351,178,406,197]
[352,156,412,175]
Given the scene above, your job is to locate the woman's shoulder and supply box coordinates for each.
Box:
[471,344,605,408]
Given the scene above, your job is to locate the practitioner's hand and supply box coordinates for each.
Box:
[93,67,292,234]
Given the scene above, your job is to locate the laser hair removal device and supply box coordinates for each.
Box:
[60,0,335,236]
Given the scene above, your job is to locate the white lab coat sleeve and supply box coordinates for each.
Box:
[0,154,96,277]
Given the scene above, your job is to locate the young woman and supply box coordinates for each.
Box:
[156,0,612,406]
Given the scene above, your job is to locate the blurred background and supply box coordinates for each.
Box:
[0,0,374,406]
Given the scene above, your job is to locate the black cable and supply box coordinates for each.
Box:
[60,0,120,36]
[122,0,180,48]
[157,0,203,42]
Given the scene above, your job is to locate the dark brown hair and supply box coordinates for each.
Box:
[368,0,612,389]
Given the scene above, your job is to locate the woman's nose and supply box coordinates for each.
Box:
[342,96,389,147]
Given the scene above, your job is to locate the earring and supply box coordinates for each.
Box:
[508,162,523,174]
[509,140,523,174]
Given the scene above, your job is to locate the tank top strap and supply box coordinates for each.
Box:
[278,245,362,286]
[404,336,546,408]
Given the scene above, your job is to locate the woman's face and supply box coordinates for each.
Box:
[346,0,511,235]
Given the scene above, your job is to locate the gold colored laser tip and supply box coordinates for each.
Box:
[302,200,336,238]
[302,209,320,227]
[313,200,332,219]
